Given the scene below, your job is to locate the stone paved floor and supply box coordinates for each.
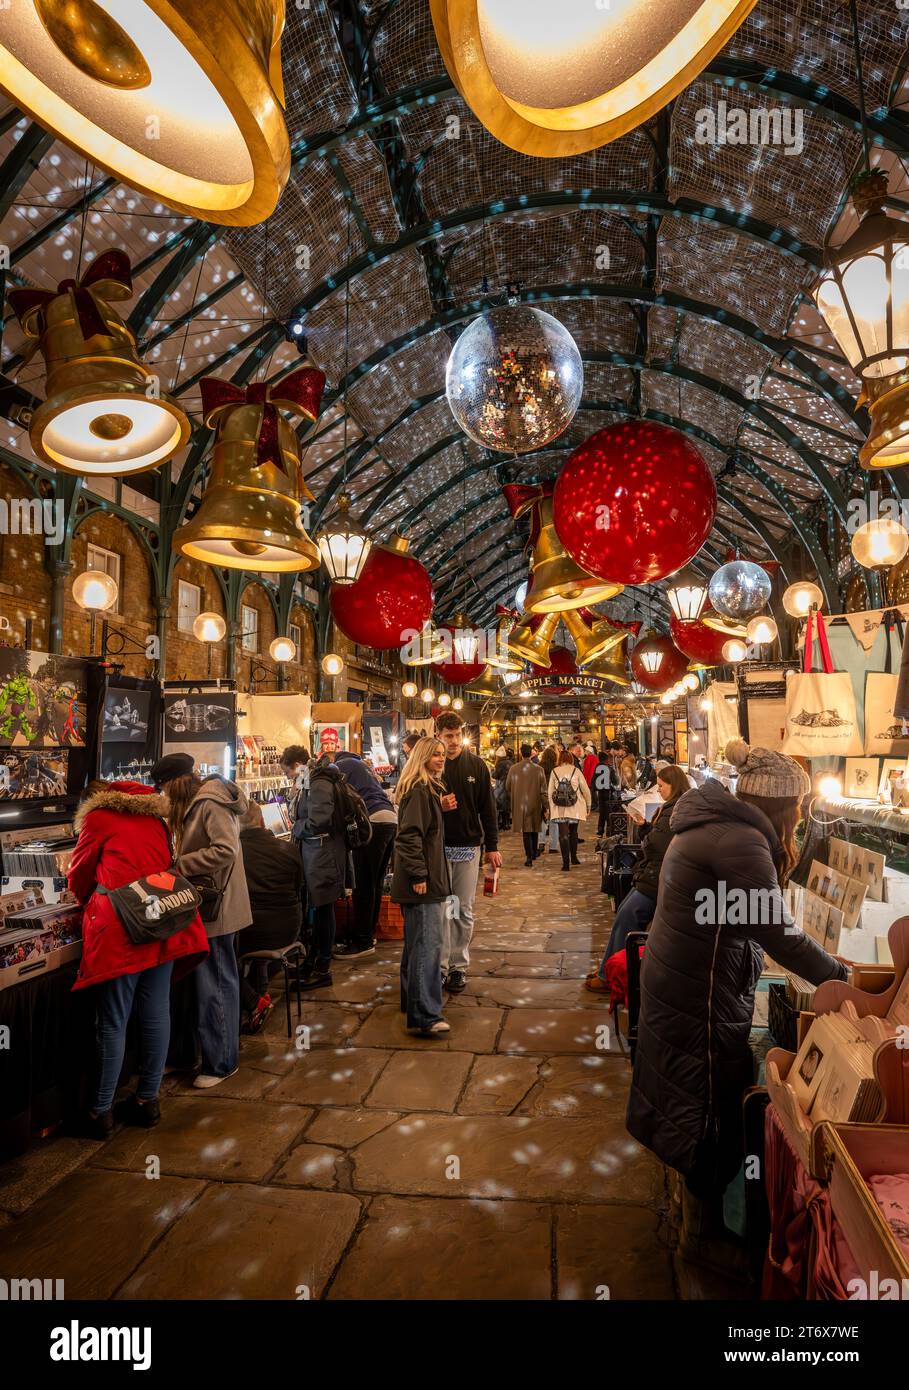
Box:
[0,832,683,1301]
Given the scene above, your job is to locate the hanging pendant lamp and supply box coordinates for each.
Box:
[9,250,189,475]
[173,366,325,571]
[0,0,290,224]
[315,494,372,585]
[429,0,758,158]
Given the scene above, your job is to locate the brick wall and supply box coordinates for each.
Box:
[66,512,154,678]
[168,556,228,681]
[0,464,52,647]
[235,580,276,690]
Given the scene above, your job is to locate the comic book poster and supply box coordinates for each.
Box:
[0,650,86,747]
[0,749,68,799]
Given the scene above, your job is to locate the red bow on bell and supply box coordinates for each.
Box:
[502,481,555,547]
[200,366,326,474]
[9,249,133,346]
[495,603,522,622]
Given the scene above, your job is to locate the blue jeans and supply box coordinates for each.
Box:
[601,888,656,975]
[400,900,446,1030]
[94,960,174,1113]
[195,933,240,1077]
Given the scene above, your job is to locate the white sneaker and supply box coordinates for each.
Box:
[193,1067,239,1089]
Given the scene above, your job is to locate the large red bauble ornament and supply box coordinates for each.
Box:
[432,610,487,685]
[539,644,578,693]
[670,606,731,669]
[552,420,717,585]
[630,633,689,691]
[330,536,434,651]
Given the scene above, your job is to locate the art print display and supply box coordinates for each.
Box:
[163,692,235,742]
[0,649,86,747]
[103,688,151,742]
[0,749,68,799]
[863,672,909,756]
[878,758,908,800]
[844,757,879,800]
[312,722,349,755]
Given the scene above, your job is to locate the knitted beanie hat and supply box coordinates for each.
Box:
[724,738,809,799]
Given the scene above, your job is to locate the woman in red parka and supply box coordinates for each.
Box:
[68,780,208,1137]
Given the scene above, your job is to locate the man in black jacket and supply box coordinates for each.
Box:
[435,711,501,993]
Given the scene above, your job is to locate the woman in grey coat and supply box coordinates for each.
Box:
[152,753,252,1088]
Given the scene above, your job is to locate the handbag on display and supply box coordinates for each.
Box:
[863,611,907,756]
[783,611,863,757]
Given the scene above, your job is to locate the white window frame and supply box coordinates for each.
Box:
[86,543,122,615]
[289,622,302,661]
[177,579,201,635]
[241,604,258,654]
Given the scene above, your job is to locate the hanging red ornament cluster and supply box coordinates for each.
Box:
[630,632,689,692]
[669,606,731,669]
[551,420,717,586]
[330,535,434,650]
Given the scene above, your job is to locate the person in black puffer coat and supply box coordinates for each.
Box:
[238,801,304,1032]
[626,739,847,1271]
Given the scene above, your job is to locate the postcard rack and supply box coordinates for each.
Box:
[765,917,909,1176]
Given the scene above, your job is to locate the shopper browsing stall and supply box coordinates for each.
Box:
[293,727,356,991]
[237,801,304,1033]
[391,737,451,1036]
[435,711,501,993]
[334,745,397,959]
[626,739,848,1273]
[154,753,252,1089]
[585,763,689,994]
[547,748,591,871]
[68,779,209,1135]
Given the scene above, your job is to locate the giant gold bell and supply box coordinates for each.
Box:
[465,664,502,698]
[10,274,189,476]
[508,611,559,666]
[0,0,290,225]
[562,608,627,668]
[525,499,623,613]
[174,400,320,573]
[585,641,631,687]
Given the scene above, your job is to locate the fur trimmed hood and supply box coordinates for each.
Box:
[75,781,168,832]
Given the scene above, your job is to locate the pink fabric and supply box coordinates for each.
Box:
[868,1173,909,1258]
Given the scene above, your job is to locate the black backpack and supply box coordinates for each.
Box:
[329,770,373,849]
[552,772,579,808]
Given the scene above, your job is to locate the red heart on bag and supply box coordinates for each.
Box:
[145,871,175,891]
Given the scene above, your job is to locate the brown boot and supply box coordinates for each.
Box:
[584,971,609,993]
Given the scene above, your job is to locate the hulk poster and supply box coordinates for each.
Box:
[0,650,87,747]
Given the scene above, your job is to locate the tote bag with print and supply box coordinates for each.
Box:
[783,611,863,757]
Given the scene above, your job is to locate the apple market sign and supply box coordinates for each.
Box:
[523,673,617,694]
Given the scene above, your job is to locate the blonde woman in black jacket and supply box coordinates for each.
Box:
[392,737,451,1036]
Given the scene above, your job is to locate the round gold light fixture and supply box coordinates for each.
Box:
[73,568,118,612]
[453,697,464,710]
[0,0,290,224]
[782,581,823,618]
[722,638,748,663]
[429,0,759,157]
[269,636,296,663]
[746,615,778,645]
[192,611,226,643]
[437,692,452,707]
[850,516,909,571]
[420,687,435,704]
[401,681,418,699]
[321,653,344,677]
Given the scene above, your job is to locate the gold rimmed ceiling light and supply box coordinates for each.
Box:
[0,0,290,225]
[429,0,758,157]
[9,251,189,476]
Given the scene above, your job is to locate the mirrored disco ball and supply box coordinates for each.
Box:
[708,560,772,621]
[445,306,583,453]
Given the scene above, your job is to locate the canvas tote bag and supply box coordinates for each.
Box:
[864,612,909,755]
[783,611,863,757]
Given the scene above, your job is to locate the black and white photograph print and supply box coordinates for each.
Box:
[0,749,68,800]
[103,688,151,743]
[163,692,236,743]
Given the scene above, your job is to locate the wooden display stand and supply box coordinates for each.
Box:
[815,1122,909,1288]
[766,918,909,1176]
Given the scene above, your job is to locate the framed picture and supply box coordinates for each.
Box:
[0,649,86,747]
[103,687,151,743]
[877,757,909,800]
[0,749,68,799]
[163,692,235,743]
[844,757,879,800]
[313,722,350,755]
